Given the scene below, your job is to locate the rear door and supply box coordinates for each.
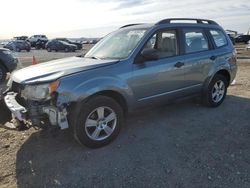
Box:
[179,28,214,93]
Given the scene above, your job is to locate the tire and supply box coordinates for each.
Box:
[47,47,51,52]
[26,49,30,52]
[65,48,69,52]
[16,47,21,52]
[0,64,7,83]
[202,74,228,107]
[71,96,124,148]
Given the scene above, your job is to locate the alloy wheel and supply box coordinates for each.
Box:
[85,106,117,141]
[212,80,225,103]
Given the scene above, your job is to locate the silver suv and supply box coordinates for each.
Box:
[4,18,237,148]
[27,35,48,47]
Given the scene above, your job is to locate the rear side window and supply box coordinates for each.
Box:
[184,30,209,53]
[209,30,227,47]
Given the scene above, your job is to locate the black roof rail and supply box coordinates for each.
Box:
[156,18,218,25]
[120,23,143,29]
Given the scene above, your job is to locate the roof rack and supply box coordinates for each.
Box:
[156,18,218,25]
[120,23,143,29]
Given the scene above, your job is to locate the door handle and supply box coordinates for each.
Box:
[174,62,185,68]
[210,56,217,61]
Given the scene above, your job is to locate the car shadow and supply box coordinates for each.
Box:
[12,95,250,187]
[0,99,12,125]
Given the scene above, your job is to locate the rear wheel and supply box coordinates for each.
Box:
[71,96,124,148]
[65,47,69,52]
[0,64,7,83]
[202,74,228,107]
[16,47,21,52]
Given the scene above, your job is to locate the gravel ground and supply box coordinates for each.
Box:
[0,51,250,187]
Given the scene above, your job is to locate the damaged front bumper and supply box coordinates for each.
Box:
[4,92,69,129]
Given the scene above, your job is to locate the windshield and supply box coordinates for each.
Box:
[60,41,70,45]
[85,28,147,59]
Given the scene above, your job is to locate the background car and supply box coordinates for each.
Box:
[235,35,250,44]
[3,40,31,52]
[27,35,48,47]
[246,42,250,50]
[227,34,235,45]
[46,39,77,52]
[13,36,28,41]
[55,38,82,50]
[0,41,10,46]
[35,40,47,49]
[0,48,18,83]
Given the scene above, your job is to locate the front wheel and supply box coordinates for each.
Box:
[202,74,228,107]
[71,96,124,148]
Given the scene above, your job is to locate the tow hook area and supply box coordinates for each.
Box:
[43,107,69,129]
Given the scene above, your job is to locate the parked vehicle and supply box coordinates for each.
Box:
[45,39,77,52]
[55,38,82,50]
[3,40,31,52]
[27,35,48,47]
[35,40,46,49]
[0,41,10,46]
[227,34,235,45]
[0,48,18,83]
[13,36,28,41]
[247,43,250,50]
[235,35,250,44]
[4,18,237,148]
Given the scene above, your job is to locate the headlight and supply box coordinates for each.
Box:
[21,80,60,100]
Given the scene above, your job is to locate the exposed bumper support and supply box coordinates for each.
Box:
[4,92,27,121]
[4,92,69,129]
[43,107,69,129]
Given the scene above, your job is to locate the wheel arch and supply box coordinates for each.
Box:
[215,69,231,86]
[86,90,128,114]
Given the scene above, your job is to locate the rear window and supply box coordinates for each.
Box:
[184,30,209,54]
[210,30,227,47]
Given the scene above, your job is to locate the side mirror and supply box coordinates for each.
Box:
[141,49,159,61]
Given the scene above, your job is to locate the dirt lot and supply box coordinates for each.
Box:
[0,47,250,187]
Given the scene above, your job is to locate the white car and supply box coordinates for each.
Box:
[27,35,48,47]
[247,41,250,50]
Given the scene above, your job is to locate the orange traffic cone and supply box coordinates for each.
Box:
[32,56,38,65]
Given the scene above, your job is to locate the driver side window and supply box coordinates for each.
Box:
[143,30,178,58]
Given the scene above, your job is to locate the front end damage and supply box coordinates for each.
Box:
[4,81,69,129]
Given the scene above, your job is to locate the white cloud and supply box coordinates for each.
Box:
[0,0,249,39]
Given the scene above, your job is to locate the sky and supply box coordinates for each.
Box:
[0,0,250,39]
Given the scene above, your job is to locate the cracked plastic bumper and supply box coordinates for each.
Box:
[4,92,27,121]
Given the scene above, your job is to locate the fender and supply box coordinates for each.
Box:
[56,75,135,109]
[203,60,231,91]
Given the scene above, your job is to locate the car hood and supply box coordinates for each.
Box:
[11,56,118,84]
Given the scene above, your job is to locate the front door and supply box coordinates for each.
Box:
[130,29,187,104]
